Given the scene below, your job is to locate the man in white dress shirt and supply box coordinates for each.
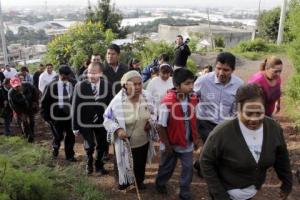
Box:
[38,63,57,93]
[3,65,18,79]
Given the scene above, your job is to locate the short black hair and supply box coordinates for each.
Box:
[107,44,121,54]
[59,65,72,75]
[216,52,236,70]
[236,83,265,110]
[173,68,195,87]
[46,63,53,67]
[158,53,169,62]
[20,66,29,72]
[177,35,183,39]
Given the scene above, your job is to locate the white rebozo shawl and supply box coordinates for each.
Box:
[103,89,158,185]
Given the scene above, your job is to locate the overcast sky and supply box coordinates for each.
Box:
[2,0,284,9]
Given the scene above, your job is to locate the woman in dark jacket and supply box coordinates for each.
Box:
[200,84,292,200]
[8,77,39,142]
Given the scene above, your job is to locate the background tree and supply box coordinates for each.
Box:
[86,0,128,38]
[43,22,115,69]
[256,7,280,42]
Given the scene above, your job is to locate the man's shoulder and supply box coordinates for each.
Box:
[197,72,214,83]
[231,74,244,86]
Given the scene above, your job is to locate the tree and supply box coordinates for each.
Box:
[43,22,115,69]
[257,7,281,42]
[286,0,300,42]
[86,0,127,38]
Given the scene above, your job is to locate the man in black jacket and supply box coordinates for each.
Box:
[72,62,113,175]
[103,44,128,96]
[8,77,39,142]
[33,64,45,89]
[0,78,13,136]
[173,35,191,69]
[41,65,76,161]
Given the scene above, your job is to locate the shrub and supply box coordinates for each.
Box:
[235,39,269,53]
[0,136,106,200]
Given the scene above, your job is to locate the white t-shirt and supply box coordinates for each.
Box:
[3,68,17,78]
[39,71,57,93]
[146,76,173,105]
[227,120,264,200]
[239,120,263,163]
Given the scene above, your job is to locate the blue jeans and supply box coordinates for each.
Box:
[156,150,193,199]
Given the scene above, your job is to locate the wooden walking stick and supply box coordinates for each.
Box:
[124,139,142,200]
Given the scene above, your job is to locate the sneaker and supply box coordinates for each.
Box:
[52,149,59,158]
[95,167,109,175]
[137,183,147,190]
[155,184,168,194]
[86,165,93,175]
[179,194,192,200]
[296,168,300,184]
[118,183,130,190]
[66,157,77,162]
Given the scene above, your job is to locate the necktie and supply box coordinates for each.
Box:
[92,84,99,123]
[63,83,69,101]
[62,83,70,114]
[92,85,97,96]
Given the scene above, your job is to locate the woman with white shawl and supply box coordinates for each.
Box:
[103,70,158,190]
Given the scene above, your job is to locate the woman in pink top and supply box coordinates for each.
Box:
[248,56,283,117]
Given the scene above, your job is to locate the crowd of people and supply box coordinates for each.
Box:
[0,35,297,200]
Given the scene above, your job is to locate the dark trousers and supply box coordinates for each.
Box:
[194,119,218,173]
[3,112,12,136]
[80,127,108,168]
[132,142,149,185]
[18,113,35,142]
[49,120,75,158]
[197,119,217,143]
[156,151,194,199]
[210,195,252,200]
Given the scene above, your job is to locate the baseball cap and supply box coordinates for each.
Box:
[10,77,22,88]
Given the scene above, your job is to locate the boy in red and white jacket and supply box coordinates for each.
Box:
[155,68,200,200]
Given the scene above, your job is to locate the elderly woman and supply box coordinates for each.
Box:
[248,56,283,117]
[103,70,158,190]
[200,84,292,200]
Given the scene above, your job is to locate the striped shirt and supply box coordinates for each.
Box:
[194,72,243,124]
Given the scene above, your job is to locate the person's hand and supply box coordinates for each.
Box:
[144,121,151,132]
[116,129,128,140]
[193,138,201,151]
[163,143,173,155]
[279,190,289,200]
[73,130,80,137]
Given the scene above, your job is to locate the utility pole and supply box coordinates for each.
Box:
[0,0,8,65]
[207,8,215,50]
[277,0,287,45]
[252,0,262,40]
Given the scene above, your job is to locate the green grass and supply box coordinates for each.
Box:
[0,136,107,200]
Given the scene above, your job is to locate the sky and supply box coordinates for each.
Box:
[2,0,284,9]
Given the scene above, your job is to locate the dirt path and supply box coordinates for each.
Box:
[1,55,300,200]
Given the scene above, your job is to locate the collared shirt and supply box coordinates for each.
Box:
[158,98,194,153]
[194,71,243,124]
[57,80,70,108]
[3,68,17,78]
[39,71,57,93]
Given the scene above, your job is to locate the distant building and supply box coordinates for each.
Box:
[158,24,253,47]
